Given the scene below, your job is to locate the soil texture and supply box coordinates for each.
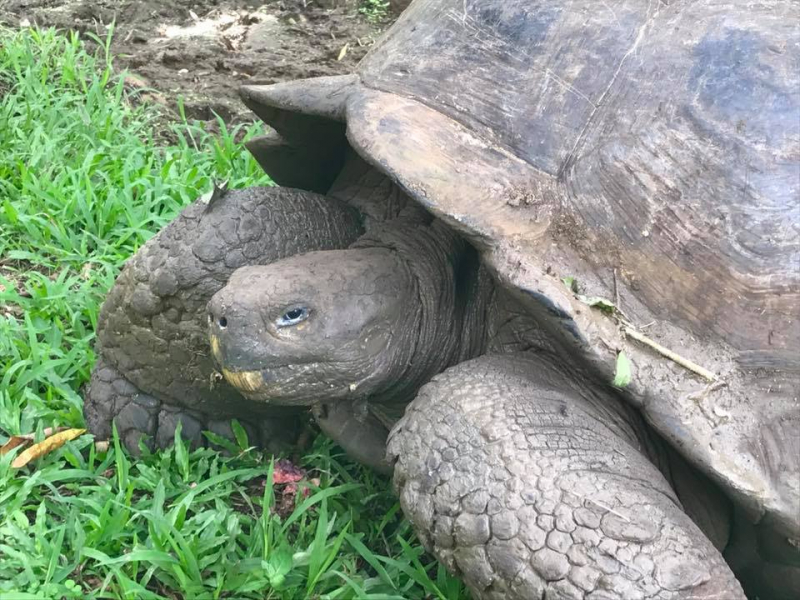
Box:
[1,0,394,120]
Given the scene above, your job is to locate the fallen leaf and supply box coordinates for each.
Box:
[1,436,30,457]
[1,427,67,456]
[11,428,86,468]
[122,73,150,90]
[139,91,168,106]
[273,459,304,484]
[613,351,633,388]
[337,43,349,61]
[561,276,578,293]
[578,294,616,314]
[80,262,93,280]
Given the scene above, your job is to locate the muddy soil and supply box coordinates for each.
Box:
[1,0,394,121]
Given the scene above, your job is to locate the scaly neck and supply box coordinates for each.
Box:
[353,218,488,413]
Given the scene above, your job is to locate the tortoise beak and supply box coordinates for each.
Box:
[208,325,269,397]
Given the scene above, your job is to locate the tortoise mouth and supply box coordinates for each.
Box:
[216,363,314,403]
[219,367,266,396]
[211,332,273,399]
[211,332,345,404]
[217,363,363,406]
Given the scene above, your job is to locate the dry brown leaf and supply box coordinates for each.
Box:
[11,428,86,468]
[1,427,67,456]
[0,436,30,457]
[80,262,93,280]
[122,73,150,90]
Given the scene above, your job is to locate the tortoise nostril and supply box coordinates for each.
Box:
[218,316,228,328]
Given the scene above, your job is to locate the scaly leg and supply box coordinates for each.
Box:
[85,358,299,454]
[388,354,744,600]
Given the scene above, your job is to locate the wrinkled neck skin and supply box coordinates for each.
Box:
[327,149,494,407]
[352,218,492,413]
[343,227,661,475]
[332,163,732,537]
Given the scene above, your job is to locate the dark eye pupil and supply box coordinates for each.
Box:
[286,308,303,320]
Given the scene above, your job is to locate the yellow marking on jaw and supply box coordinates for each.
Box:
[221,368,264,393]
[209,334,223,363]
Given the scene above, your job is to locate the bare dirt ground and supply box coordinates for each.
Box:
[0,0,395,121]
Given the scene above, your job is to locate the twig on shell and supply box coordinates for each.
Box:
[623,326,717,382]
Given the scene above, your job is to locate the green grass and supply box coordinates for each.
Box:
[0,27,467,599]
[359,0,391,23]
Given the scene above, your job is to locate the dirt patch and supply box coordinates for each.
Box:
[1,0,394,121]
[0,262,32,318]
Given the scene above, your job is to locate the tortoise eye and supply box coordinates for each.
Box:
[277,307,309,328]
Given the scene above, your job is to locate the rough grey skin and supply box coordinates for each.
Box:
[88,0,799,596]
[390,355,741,600]
[84,186,363,451]
[241,0,799,557]
[224,0,799,597]
[209,217,755,599]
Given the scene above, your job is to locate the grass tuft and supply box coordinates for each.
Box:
[359,0,391,23]
[0,26,467,599]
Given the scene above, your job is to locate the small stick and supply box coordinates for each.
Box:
[623,326,717,382]
[613,268,621,310]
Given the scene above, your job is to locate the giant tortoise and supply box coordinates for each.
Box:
[84,187,363,449]
[86,0,799,598]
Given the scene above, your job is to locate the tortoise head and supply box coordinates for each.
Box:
[207,248,420,406]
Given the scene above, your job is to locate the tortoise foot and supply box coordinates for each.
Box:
[388,354,745,600]
[85,358,297,454]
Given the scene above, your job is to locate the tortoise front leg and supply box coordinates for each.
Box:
[387,354,744,600]
[85,358,300,454]
[312,399,392,474]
